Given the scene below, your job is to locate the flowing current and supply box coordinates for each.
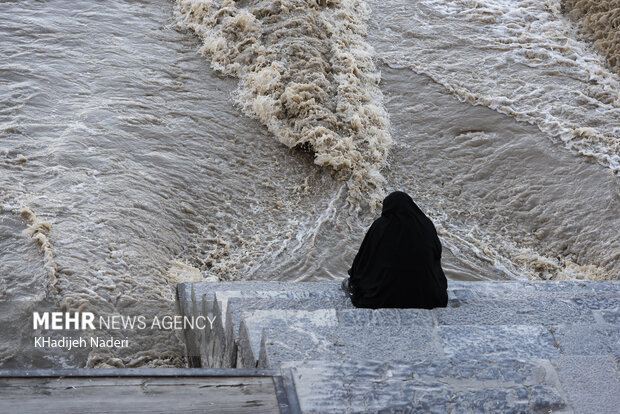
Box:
[1,0,618,368]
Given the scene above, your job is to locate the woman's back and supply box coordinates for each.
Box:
[348,191,448,309]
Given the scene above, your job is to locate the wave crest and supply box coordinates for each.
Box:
[176,0,392,207]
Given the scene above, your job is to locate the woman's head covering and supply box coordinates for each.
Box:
[381,191,423,217]
[348,191,448,309]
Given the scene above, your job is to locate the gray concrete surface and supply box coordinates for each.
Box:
[177,280,620,413]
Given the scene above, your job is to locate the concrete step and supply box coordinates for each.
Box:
[435,297,598,326]
[224,297,354,368]
[282,358,565,413]
[177,281,351,367]
[236,309,566,368]
[234,302,617,369]
[447,280,620,301]
[281,356,620,414]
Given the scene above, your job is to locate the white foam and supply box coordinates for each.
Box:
[175,0,393,207]
[368,0,620,172]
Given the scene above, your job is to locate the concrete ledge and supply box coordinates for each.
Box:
[0,368,298,414]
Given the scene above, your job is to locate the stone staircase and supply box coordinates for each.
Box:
[176,280,620,413]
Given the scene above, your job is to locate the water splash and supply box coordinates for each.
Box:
[175,0,392,207]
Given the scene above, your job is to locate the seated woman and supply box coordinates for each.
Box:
[342,191,448,309]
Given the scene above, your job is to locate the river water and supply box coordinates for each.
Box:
[1,0,618,367]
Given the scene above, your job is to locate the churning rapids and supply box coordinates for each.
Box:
[1,0,618,368]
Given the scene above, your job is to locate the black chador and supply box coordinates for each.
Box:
[346,191,448,309]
